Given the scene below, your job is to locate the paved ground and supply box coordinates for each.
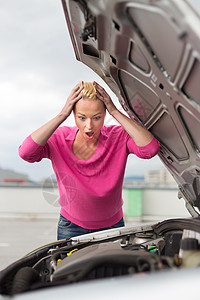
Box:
[0,218,58,271]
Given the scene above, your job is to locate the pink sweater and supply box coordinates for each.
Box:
[19,125,160,229]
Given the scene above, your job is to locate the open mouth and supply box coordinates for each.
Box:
[86,132,94,138]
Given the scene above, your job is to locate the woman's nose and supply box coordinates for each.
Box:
[86,118,93,129]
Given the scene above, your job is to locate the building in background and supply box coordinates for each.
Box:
[145,168,176,185]
[0,167,31,184]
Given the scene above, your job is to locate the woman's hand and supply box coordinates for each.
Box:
[94,81,153,146]
[31,83,83,145]
[60,83,83,118]
[93,81,117,115]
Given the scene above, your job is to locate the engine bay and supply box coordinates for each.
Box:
[1,218,200,296]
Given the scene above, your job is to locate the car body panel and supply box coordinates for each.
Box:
[7,268,200,300]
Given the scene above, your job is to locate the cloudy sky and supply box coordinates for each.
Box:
[0,0,163,181]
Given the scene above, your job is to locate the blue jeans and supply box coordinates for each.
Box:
[57,214,125,240]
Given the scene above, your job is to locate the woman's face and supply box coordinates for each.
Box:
[74,98,106,142]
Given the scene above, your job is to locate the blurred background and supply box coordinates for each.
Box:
[0,0,189,270]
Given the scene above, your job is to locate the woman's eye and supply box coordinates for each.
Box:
[78,116,85,120]
[94,116,101,120]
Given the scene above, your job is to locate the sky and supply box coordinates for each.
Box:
[0,0,163,182]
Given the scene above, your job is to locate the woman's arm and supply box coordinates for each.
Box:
[109,110,152,146]
[94,82,153,147]
[31,83,83,145]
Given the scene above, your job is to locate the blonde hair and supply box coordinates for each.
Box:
[80,81,96,99]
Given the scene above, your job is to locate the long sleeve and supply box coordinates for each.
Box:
[127,135,160,159]
[18,135,50,163]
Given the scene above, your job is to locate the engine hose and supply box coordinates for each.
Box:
[11,267,41,295]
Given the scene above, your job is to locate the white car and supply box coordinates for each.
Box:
[1,0,200,299]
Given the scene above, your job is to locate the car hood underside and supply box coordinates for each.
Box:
[62,0,200,216]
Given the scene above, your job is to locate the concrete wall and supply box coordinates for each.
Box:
[122,187,189,220]
[142,188,189,219]
[0,185,190,220]
[0,186,60,219]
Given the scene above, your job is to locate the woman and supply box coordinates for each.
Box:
[19,81,160,240]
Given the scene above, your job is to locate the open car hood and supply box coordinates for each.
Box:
[62,0,200,216]
[1,2,200,297]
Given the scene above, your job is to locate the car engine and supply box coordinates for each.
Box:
[1,218,200,296]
